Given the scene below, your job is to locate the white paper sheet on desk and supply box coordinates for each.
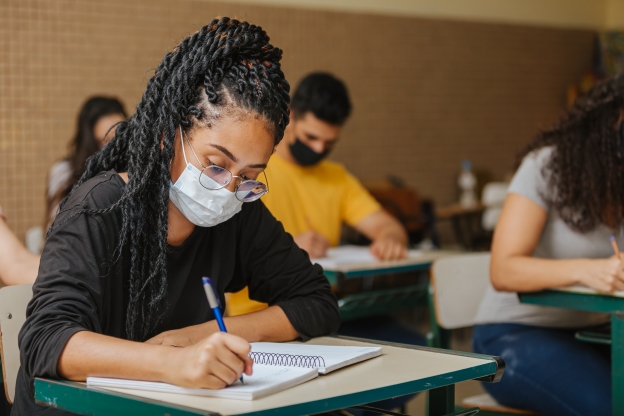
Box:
[559,284,624,297]
[87,364,318,401]
[311,245,423,269]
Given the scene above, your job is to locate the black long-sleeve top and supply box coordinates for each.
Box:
[12,171,340,415]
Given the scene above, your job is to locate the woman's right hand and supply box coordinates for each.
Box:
[164,332,253,389]
[577,256,624,293]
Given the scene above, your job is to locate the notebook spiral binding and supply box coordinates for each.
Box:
[249,352,326,368]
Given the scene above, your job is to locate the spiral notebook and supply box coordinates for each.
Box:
[249,342,382,374]
[87,343,381,400]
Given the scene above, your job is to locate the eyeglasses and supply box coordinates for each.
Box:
[184,133,269,203]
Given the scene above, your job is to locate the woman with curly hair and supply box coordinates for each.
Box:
[13,18,339,415]
[472,75,624,416]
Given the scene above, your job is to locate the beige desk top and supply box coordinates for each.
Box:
[436,203,485,220]
[87,337,496,415]
[322,250,462,274]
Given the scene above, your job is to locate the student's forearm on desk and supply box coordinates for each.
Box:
[375,225,408,245]
[58,330,253,388]
[0,219,39,285]
[491,196,581,291]
[355,211,408,260]
[491,193,624,293]
[357,210,408,245]
[58,331,170,381]
[491,256,596,292]
[147,305,299,346]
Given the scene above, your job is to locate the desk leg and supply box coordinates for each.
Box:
[336,272,346,297]
[428,384,454,416]
[613,313,624,416]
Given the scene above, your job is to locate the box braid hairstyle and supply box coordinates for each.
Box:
[518,73,624,233]
[55,18,290,341]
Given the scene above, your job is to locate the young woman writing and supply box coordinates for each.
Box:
[472,75,624,416]
[14,18,339,415]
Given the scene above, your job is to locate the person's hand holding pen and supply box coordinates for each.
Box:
[294,218,329,258]
[159,277,253,389]
[574,236,624,293]
[163,332,253,389]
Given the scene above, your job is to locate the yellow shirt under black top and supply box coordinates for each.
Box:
[227,153,381,316]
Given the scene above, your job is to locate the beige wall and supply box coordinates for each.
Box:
[223,0,624,30]
[606,0,624,29]
[218,0,610,29]
[0,0,594,241]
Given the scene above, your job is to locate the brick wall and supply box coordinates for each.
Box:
[0,0,595,239]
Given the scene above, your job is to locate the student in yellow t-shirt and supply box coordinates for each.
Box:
[228,72,408,315]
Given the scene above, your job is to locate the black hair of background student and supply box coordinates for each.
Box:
[47,96,127,217]
[518,73,624,233]
[54,18,291,341]
[290,72,351,125]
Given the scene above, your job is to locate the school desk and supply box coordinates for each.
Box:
[520,286,624,416]
[322,250,461,321]
[435,204,486,250]
[34,336,504,416]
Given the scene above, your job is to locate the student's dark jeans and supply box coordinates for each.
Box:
[473,323,611,416]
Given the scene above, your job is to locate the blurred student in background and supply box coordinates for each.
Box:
[266,72,407,261]
[229,72,410,317]
[228,71,417,415]
[230,71,420,415]
[472,75,624,416]
[46,96,126,223]
[0,96,126,286]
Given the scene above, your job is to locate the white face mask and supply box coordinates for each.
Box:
[169,129,243,227]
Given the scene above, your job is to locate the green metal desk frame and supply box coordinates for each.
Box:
[520,290,624,416]
[324,262,433,285]
[426,286,514,416]
[337,284,428,321]
[326,261,433,322]
[426,284,452,351]
[35,338,505,416]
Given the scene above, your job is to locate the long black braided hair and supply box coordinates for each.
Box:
[56,18,290,341]
[518,73,624,233]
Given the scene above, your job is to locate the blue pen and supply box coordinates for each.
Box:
[202,277,244,384]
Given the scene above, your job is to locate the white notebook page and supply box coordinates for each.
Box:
[312,245,423,269]
[87,364,318,401]
[250,343,382,374]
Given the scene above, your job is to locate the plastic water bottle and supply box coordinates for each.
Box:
[458,159,477,208]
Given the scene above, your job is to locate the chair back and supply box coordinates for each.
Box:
[0,284,32,403]
[367,187,423,233]
[430,253,491,329]
[25,226,44,254]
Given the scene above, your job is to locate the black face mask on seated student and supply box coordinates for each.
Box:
[289,138,331,166]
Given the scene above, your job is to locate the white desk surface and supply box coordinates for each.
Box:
[88,337,493,415]
[318,249,462,274]
[556,284,624,298]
